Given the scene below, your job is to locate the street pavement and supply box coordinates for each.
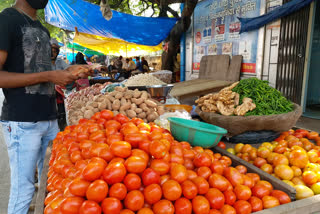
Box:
[0,89,10,213]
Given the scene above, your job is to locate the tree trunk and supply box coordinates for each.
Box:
[161,0,198,75]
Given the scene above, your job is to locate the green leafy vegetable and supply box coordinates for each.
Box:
[232,78,294,116]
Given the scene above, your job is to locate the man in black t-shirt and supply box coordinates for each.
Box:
[0,0,91,213]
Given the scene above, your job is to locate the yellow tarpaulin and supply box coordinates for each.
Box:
[73,32,162,57]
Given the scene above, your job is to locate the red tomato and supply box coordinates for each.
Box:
[68,178,91,197]
[122,209,136,214]
[192,176,209,195]
[270,190,291,204]
[181,180,198,200]
[105,120,122,130]
[124,190,145,211]
[125,133,147,148]
[307,131,319,140]
[102,162,127,184]
[82,162,105,182]
[209,209,222,214]
[142,168,161,186]
[220,205,236,214]
[223,167,244,187]
[193,152,212,168]
[144,184,162,204]
[234,185,252,201]
[174,198,192,214]
[125,156,147,174]
[150,159,170,175]
[197,166,212,180]
[246,173,260,184]
[205,188,225,210]
[100,110,114,120]
[107,134,124,146]
[114,113,130,124]
[98,147,114,162]
[248,196,263,212]
[86,180,108,203]
[110,141,132,158]
[210,160,224,175]
[186,170,198,180]
[170,164,187,183]
[235,165,247,174]
[233,200,252,214]
[149,140,168,159]
[153,200,175,214]
[208,173,231,192]
[184,158,195,170]
[123,173,142,191]
[252,184,271,199]
[60,197,85,214]
[79,200,102,214]
[217,142,226,149]
[162,179,182,201]
[262,196,280,209]
[192,196,210,214]
[44,189,63,206]
[223,190,236,206]
[242,175,255,189]
[108,183,127,201]
[101,197,122,214]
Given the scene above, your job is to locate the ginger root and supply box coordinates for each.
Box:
[234,98,256,116]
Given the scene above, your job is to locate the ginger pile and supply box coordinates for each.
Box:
[195,82,256,116]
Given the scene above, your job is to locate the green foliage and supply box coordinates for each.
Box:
[0,0,15,12]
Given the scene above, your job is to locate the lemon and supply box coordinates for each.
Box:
[311,182,320,195]
[226,148,236,155]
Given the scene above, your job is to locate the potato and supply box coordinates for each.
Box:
[86,105,94,110]
[127,110,137,118]
[98,101,107,111]
[84,110,94,119]
[109,91,117,97]
[124,91,133,99]
[141,91,148,100]
[106,99,112,110]
[131,103,137,110]
[92,108,99,113]
[112,99,121,111]
[147,112,159,122]
[121,97,127,106]
[115,92,124,99]
[138,112,147,119]
[133,89,142,98]
[90,102,99,108]
[119,110,127,116]
[81,107,87,113]
[115,86,126,92]
[139,103,149,112]
[157,105,165,115]
[120,103,131,112]
[135,108,143,114]
[106,95,116,102]
[132,98,144,105]
[145,99,157,108]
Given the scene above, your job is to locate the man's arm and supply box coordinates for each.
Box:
[0,50,79,88]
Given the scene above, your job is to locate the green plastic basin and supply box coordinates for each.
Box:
[167,117,227,148]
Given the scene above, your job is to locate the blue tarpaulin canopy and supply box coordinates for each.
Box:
[45,0,178,46]
[240,0,315,33]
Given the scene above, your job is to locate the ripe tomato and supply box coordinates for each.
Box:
[197,166,212,180]
[125,156,147,174]
[124,190,145,211]
[160,175,171,186]
[205,188,225,210]
[307,131,319,140]
[253,157,267,168]
[150,159,170,175]
[125,133,147,148]
[174,197,192,214]
[220,204,236,214]
[121,123,139,135]
[209,209,222,214]
[217,142,226,149]
[149,140,168,159]
[124,173,142,191]
[262,196,280,209]
[192,196,210,214]
[107,134,123,145]
[82,162,105,182]
[233,200,252,214]
[193,152,212,168]
[114,113,130,124]
[184,159,195,170]
[234,185,252,201]
[223,167,244,187]
[101,197,122,214]
[235,165,247,174]
[142,168,160,186]
[79,200,102,214]
[45,196,64,213]
[139,139,152,153]
[181,180,198,199]
[256,180,273,191]
[137,208,154,214]
[248,196,263,212]
[110,141,132,158]
[186,170,198,180]
[220,156,232,167]
[270,190,291,204]
[246,173,260,184]
[153,200,175,214]
[102,162,127,184]
[109,157,125,164]
[149,131,163,141]
[208,173,231,192]
[109,183,127,200]
[86,180,108,203]
[100,109,114,120]
[68,178,91,197]
[192,176,209,195]
[252,184,271,199]
[70,151,82,163]
[60,196,85,214]
[121,209,135,214]
[224,190,236,206]
[44,189,63,206]
[144,184,162,204]
[162,179,182,201]
[170,164,187,183]
[210,160,224,175]
[98,147,114,162]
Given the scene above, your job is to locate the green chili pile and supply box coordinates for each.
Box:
[232,78,294,116]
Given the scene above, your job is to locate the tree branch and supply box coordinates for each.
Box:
[136,0,150,15]
[110,0,125,9]
[167,6,179,18]
[151,3,156,17]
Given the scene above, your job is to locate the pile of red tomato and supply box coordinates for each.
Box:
[45,110,291,214]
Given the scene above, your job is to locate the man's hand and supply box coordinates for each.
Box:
[66,65,94,77]
[48,70,78,86]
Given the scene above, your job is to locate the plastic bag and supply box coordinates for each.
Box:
[155,110,191,130]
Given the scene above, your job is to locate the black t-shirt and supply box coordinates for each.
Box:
[0,8,57,122]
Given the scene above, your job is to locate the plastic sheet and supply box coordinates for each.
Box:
[240,0,314,33]
[73,32,162,57]
[45,0,178,46]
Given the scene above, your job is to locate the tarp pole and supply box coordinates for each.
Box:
[180,3,186,82]
[126,44,128,57]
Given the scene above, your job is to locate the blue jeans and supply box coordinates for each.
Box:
[1,120,59,214]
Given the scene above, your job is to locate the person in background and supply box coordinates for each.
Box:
[115,55,123,71]
[135,56,143,72]
[51,38,68,71]
[76,52,87,65]
[86,56,92,65]
[141,57,149,73]
[0,0,92,213]
[122,58,136,79]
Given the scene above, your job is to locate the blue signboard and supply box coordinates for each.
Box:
[193,0,262,73]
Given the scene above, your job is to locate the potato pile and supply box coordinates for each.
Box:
[196,82,256,116]
[68,87,165,125]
